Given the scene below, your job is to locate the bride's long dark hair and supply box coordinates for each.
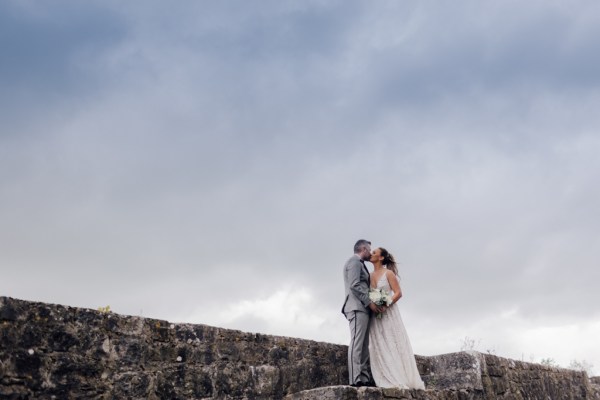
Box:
[379,247,398,276]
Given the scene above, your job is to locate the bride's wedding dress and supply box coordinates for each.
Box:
[369,273,425,389]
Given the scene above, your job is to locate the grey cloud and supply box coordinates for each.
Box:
[346,2,600,115]
[0,2,126,89]
[0,1,127,135]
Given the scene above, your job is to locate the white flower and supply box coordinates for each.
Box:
[368,288,383,303]
[369,288,392,306]
[369,288,393,318]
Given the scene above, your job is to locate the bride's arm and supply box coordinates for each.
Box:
[386,270,402,304]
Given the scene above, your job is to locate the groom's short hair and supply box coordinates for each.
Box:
[354,239,371,253]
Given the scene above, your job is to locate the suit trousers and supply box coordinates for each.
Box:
[346,310,371,385]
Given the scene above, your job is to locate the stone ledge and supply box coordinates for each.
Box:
[283,385,477,400]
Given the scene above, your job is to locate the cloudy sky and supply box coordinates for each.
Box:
[2,0,599,375]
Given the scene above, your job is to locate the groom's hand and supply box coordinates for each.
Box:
[369,303,384,314]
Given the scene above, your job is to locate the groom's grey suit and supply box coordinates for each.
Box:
[342,254,372,386]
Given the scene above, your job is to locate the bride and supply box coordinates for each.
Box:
[368,247,425,389]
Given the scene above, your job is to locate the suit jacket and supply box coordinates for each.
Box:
[342,254,372,316]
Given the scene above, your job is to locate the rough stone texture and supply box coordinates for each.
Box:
[479,352,595,399]
[416,351,599,399]
[588,377,600,399]
[284,386,474,400]
[1,296,598,399]
[284,386,476,400]
[417,351,484,392]
[1,296,346,399]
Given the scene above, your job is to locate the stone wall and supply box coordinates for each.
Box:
[1,296,598,399]
[1,296,347,399]
[417,351,598,399]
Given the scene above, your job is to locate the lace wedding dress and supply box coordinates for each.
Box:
[368,273,425,389]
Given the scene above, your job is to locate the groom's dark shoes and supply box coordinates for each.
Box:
[351,381,376,388]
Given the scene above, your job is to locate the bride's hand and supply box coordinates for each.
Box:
[369,303,381,313]
[369,303,385,313]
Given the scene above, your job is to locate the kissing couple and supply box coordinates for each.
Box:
[341,239,425,389]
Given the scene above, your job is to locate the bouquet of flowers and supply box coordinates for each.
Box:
[368,288,392,319]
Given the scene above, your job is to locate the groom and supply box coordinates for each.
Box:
[341,239,383,387]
